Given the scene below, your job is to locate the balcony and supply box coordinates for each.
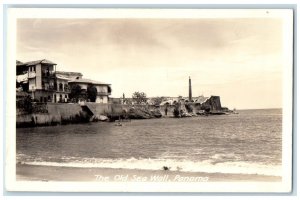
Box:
[55,86,70,93]
[42,71,56,78]
[58,88,70,93]
[28,72,36,78]
[42,85,57,91]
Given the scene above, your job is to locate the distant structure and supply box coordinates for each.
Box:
[188,76,192,102]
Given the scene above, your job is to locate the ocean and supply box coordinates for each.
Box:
[16,109,282,177]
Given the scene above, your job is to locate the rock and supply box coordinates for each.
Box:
[99,115,109,121]
[128,107,150,119]
[128,107,162,119]
[150,109,162,118]
[91,114,109,121]
[200,96,223,112]
[181,112,192,117]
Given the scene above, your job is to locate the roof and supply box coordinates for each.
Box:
[16,60,24,65]
[68,78,110,85]
[23,59,56,66]
[56,74,70,80]
[56,71,83,77]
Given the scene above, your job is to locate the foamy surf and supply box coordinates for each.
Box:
[18,156,282,177]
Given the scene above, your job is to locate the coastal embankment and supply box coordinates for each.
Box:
[16,96,230,127]
[16,103,163,127]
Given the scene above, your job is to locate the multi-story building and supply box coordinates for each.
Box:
[16,59,111,104]
[17,59,64,103]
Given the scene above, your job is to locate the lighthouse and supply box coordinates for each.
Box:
[189,76,192,102]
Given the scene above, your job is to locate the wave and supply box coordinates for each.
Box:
[18,156,282,177]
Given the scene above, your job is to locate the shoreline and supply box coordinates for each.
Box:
[16,111,239,128]
[16,163,281,182]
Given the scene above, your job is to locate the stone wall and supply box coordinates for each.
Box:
[47,103,82,117]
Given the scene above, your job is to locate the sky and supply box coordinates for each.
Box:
[17,18,284,109]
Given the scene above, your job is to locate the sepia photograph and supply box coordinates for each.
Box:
[5,8,293,192]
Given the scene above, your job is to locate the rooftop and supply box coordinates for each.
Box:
[16,60,24,65]
[68,78,110,85]
[56,71,83,77]
[56,74,70,80]
[17,59,57,66]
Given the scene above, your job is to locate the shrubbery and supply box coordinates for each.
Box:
[16,95,33,113]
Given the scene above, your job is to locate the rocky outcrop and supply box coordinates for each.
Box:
[127,107,162,119]
[150,109,163,118]
[200,96,222,111]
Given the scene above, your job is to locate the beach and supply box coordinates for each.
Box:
[17,163,281,182]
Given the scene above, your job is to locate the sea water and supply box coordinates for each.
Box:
[16,109,282,177]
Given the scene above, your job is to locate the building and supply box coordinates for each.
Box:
[68,78,111,103]
[54,74,70,103]
[16,59,62,103]
[56,71,83,80]
[16,59,111,104]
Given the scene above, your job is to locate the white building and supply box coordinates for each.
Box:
[68,78,112,103]
[16,59,70,103]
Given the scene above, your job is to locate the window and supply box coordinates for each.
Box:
[59,83,63,91]
[30,66,36,72]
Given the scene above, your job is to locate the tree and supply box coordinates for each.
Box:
[17,95,33,113]
[69,84,82,102]
[152,97,164,106]
[87,84,97,102]
[132,91,147,105]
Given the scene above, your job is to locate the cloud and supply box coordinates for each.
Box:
[16,18,284,108]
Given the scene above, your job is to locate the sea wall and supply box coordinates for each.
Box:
[16,114,61,127]
[16,96,227,127]
[17,103,88,127]
[16,103,163,127]
[84,102,111,116]
[47,103,82,117]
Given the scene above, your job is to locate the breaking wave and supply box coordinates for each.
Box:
[18,155,282,177]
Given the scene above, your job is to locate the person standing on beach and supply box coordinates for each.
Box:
[164,106,168,116]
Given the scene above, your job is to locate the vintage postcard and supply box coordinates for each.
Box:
[5,8,293,192]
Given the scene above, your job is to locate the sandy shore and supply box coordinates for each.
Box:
[16,163,281,182]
